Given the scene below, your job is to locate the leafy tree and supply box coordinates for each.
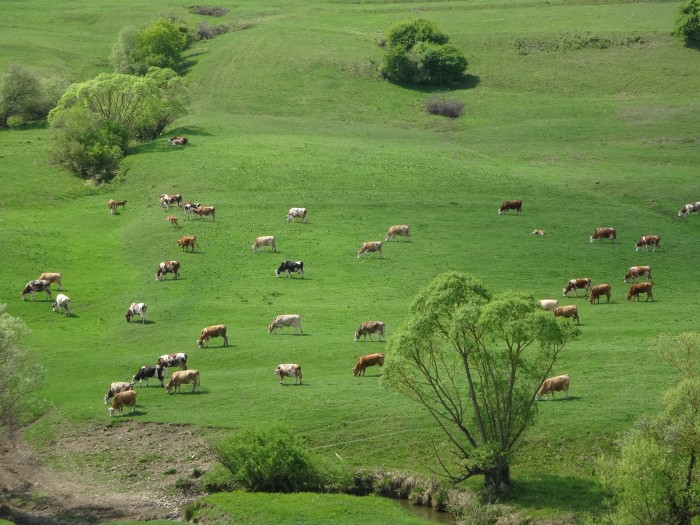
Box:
[0,63,42,128]
[0,303,45,433]
[136,19,187,71]
[383,272,579,489]
[597,333,700,525]
[111,26,147,75]
[675,0,700,45]
[133,67,188,141]
[387,18,449,51]
[414,41,469,85]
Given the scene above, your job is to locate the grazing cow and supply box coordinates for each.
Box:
[108,199,116,214]
[287,207,307,222]
[384,225,411,242]
[536,374,570,401]
[531,229,545,236]
[165,215,179,228]
[157,353,188,370]
[104,381,134,405]
[678,203,698,218]
[498,200,522,214]
[125,303,147,324]
[588,283,611,304]
[156,260,180,282]
[252,236,276,252]
[539,299,559,311]
[268,314,303,334]
[38,272,63,290]
[624,265,652,283]
[562,278,591,297]
[354,321,386,342]
[52,294,71,316]
[590,227,616,243]
[160,194,183,209]
[275,260,304,279]
[627,282,654,302]
[183,202,201,219]
[191,206,215,221]
[112,200,127,211]
[109,390,137,416]
[352,353,385,377]
[357,241,383,259]
[635,235,660,252]
[168,136,188,145]
[177,236,197,252]
[21,280,51,301]
[553,305,579,325]
[274,364,302,385]
[197,324,229,348]
[166,370,200,394]
[132,365,165,387]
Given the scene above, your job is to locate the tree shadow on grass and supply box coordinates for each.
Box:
[502,475,605,516]
[130,126,213,156]
[392,73,481,93]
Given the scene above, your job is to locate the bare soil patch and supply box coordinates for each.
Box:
[0,422,218,524]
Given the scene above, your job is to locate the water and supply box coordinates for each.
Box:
[394,498,457,524]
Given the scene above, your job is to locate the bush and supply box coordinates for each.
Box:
[675,0,700,44]
[425,97,464,118]
[197,22,230,40]
[387,18,449,51]
[414,42,468,85]
[210,426,323,493]
[191,5,230,16]
[380,46,419,83]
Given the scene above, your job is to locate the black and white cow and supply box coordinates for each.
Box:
[21,279,52,301]
[183,202,201,220]
[275,260,304,279]
[132,365,165,387]
[157,353,188,370]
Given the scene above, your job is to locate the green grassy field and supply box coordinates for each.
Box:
[2,0,700,520]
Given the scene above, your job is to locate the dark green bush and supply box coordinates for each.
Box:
[675,0,700,44]
[387,18,449,51]
[414,42,468,85]
[380,46,419,83]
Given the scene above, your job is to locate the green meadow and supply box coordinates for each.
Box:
[2,0,700,520]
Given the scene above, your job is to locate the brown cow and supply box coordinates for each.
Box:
[627,282,653,302]
[177,236,197,252]
[588,283,611,304]
[562,278,591,297]
[384,225,410,242]
[536,374,570,401]
[192,206,215,221]
[166,370,200,394]
[352,353,385,376]
[531,229,545,236]
[37,272,63,290]
[156,261,180,282]
[624,266,652,283]
[252,236,276,252]
[553,305,579,325]
[109,390,137,416]
[498,200,522,214]
[357,241,383,259]
[197,324,229,348]
[108,199,116,214]
[590,227,616,243]
[635,235,660,252]
[160,194,183,209]
[165,215,179,228]
[168,136,188,145]
[354,321,385,342]
[678,203,698,218]
[274,364,302,385]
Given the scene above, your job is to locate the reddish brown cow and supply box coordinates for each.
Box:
[562,278,591,297]
[192,206,215,221]
[536,374,570,401]
[357,241,383,259]
[590,227,616,243]
[624,266,652,283]
[197,324,229,348]
[588,283,611,304]
[177,236,197,252]
[384,225,410,242]
[627,282,654,302]
[635,235,660,252]
[352,353,385,376]
[498,200,522,214]
[553,305,579,325]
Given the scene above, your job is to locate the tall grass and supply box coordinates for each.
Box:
[2,0,700,519]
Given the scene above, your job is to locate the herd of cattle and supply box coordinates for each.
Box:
[19,195,696,415]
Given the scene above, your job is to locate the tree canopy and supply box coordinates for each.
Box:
[382,272,579,489]
[0,63,42,128]
[675,0,700,45]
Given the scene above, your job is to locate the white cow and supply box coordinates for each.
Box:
[287,207,307,222]
[52,294,71,316]
[538,299,559,311]
[252,236,276,252]
[268,314,303,334]
[125,303,147,324]
[274,364,302,385]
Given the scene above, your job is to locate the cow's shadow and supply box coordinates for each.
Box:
[279,383,308,387]
[538,396,579,402]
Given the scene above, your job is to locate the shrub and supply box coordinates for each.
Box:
[0,63,42,128]
[425,97,464,118]
[380,46,419,83]
[675,0,700,44]
[210,426,323,493]
[191,5,230,16]
[197,22,230,40]
[387,18,449,51]
[414,42,468,85]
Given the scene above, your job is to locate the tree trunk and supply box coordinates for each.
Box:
[483,463,511,489]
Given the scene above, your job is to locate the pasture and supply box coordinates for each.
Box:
[2,0,700,520]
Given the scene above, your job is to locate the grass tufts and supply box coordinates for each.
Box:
[425,97,464,118]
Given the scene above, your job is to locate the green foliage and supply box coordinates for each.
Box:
[383,272,579,489]
[381,19,467,86]
[111,26,146,75]
[597,334,700,525]
[0,63,42,127]
[136,19,187,71]
[0,304,45,431]
[675,0,700,44]
[386,18,449,51]
[133,67,188,141]
[211,426,324,493]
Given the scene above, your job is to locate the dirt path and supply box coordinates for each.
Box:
[0,422,216,524]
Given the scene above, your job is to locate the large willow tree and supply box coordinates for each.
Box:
[383,272,579,489]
